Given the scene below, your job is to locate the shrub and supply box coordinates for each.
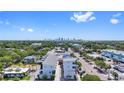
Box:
[50,74,55,80]
[13,77,20,81]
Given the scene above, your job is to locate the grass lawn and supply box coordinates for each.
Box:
[22,76,31,80]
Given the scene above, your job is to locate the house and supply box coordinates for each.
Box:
[23,56,36,63]
[39,51,58,79]
[62,53,78,80]
[3,66,29,78]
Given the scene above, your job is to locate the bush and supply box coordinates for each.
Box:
[81,74,101,81]
[22,76,30,80]
[42,75,48,80]
[13,77,20,81]
[75,61,82,68]
[50,74,55,80]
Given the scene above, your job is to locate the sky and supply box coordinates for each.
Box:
[0,11,124,40]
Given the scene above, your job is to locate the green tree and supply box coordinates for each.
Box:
[95,60,109,70]
[75,61,82,68]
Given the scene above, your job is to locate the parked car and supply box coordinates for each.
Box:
[78,67,85,76]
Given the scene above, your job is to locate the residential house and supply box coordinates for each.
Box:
[3,66,29,78]
[23,56,36,63]
[62,53,78,80]
[39,52,58,79]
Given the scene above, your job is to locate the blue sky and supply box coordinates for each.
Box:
[0,11,124,40]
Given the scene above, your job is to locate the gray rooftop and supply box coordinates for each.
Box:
[42,52,58,66]
[63,57,77,62]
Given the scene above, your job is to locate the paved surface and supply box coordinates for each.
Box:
[75,53,108,81]
[55,62,62,81]
[76,73,81,81]
[68,48,108,81]
[30,65,41,81]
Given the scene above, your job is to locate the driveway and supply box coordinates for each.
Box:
[30,65,41,81]
[55,62,62,81]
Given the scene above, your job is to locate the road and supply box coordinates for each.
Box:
[68,48,108,81]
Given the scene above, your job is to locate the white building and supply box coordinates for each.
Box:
[3,66,29,78]
[63,54,77,80]
[39,51,58,79]
[88,52,102,59]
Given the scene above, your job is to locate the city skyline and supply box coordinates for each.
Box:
[0,11,124,40]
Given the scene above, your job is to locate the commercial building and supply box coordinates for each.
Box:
[101,49,124,63]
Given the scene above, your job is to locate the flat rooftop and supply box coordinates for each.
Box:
[102,49,124,56]
[42,51,58,66]
[3,67,29,74]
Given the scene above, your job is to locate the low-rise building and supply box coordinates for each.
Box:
[3,66,29,78]
[39,52,58,79]
[23,56,36,63]
[108,65,124,80]
[101,49,124,63]
[88,52,102,59]
[62,53,78,80]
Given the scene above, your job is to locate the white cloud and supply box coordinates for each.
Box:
[27,28,33,32]
[5,21,10,25]
[70,11,96,23]
[89,16,96,21]
[0,21,10,25]
[110,18,120,24]
[20,27,34,32]
[110,13,122,25]
[113,13,122,17]
[20,28,25,31]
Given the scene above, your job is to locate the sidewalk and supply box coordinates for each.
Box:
[76,73,81,81]
[55,62,61,81]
